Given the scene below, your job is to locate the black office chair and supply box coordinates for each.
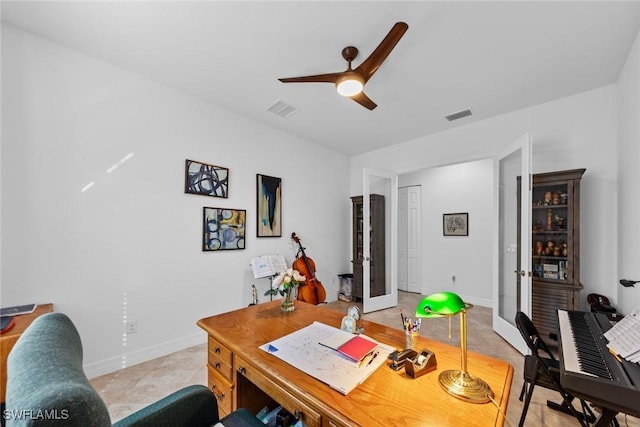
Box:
[515,311,594,427]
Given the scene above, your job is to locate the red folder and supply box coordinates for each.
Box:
[337,335,378,362]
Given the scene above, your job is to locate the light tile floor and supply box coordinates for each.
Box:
[91,292,640,426]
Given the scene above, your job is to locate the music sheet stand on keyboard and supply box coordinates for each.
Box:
[604,305,640,362]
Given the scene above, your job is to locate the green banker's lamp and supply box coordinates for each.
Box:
[416,292,494,404]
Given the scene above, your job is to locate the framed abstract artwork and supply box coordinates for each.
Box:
[256,174,282,237]
[185,159,229,198]
[203,207,246,251]
[443,212,469,236]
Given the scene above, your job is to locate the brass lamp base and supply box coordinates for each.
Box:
[438,369,494,404]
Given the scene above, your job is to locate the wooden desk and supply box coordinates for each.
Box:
[0,303,54,402]
[198,301,513,427]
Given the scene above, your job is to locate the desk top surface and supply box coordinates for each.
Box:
[198,300,513,427]
[1,304,54,340]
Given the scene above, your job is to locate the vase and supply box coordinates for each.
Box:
[281,289,295,312]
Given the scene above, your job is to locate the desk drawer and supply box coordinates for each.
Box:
[208,336,233,364]
[236,355,321,427]
[208,336,233,381]
[208,365,234,417]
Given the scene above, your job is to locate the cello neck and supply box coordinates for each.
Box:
[291,232,316,280]
[298,247,316,280]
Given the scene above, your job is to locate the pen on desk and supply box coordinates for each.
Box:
[366,351,379,367]
[360,351,374,367]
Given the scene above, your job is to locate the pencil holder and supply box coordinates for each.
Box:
[405,330,419,350]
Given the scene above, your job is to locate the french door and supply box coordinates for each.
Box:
[493,134,531,354]
[362,168,398,313]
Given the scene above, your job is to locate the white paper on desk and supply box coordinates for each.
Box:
[260,321,394,395]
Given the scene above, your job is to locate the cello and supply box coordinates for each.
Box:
[291,232,327,305]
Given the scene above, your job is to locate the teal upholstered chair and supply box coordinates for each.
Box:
[5,312,263,427]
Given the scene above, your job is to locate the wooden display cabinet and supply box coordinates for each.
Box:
[350,195,385,301]
[518,169,585,340]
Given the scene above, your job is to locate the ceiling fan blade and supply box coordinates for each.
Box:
[278,72,342,84]
[350,91,377,110]
[355,22,408,82]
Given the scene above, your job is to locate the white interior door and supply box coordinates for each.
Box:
[363,168,398,313]
[398,186,421,293]
[493,134,531,354]
[398,187,408,292]
[406,186,421,293]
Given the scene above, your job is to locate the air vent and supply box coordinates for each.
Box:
[267,100,299,118]
[445,109,472,122]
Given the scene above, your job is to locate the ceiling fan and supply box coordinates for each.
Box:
[278,22,409,110]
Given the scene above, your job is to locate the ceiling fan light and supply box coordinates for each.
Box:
[336,76,364,97]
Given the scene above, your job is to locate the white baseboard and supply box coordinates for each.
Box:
[462,294,492,308]
[84,332,206,379]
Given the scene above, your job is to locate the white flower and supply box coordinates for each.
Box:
[268,268,306,295]
[272,272,285,288]
[292,270,306,282]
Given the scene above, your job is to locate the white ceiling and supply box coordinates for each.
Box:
[3,1,640,156]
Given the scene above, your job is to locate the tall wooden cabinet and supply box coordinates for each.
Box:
[518,169,586,339]
[351,195,385,300]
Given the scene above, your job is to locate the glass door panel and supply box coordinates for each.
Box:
[493,134,531,354]
[363,168,398,313]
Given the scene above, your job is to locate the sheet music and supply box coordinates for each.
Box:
[259,321,394,395]
[251,254,287,279]
[605,305,640,362]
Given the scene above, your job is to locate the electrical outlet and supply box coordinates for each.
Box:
[126,320,138,334]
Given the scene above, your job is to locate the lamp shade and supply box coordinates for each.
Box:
[415,292,466,318]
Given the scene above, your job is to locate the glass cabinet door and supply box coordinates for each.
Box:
[531,183,573,283]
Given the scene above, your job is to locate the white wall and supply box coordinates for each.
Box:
[352,85,618,309]
[0,24,351,377]
[617,29,640,314]
[399,160,494,306]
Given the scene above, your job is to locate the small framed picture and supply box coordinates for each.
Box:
[256,174,282,237]
[443,212,469,236]
[203,207,246,251]
[185,159,229,198]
